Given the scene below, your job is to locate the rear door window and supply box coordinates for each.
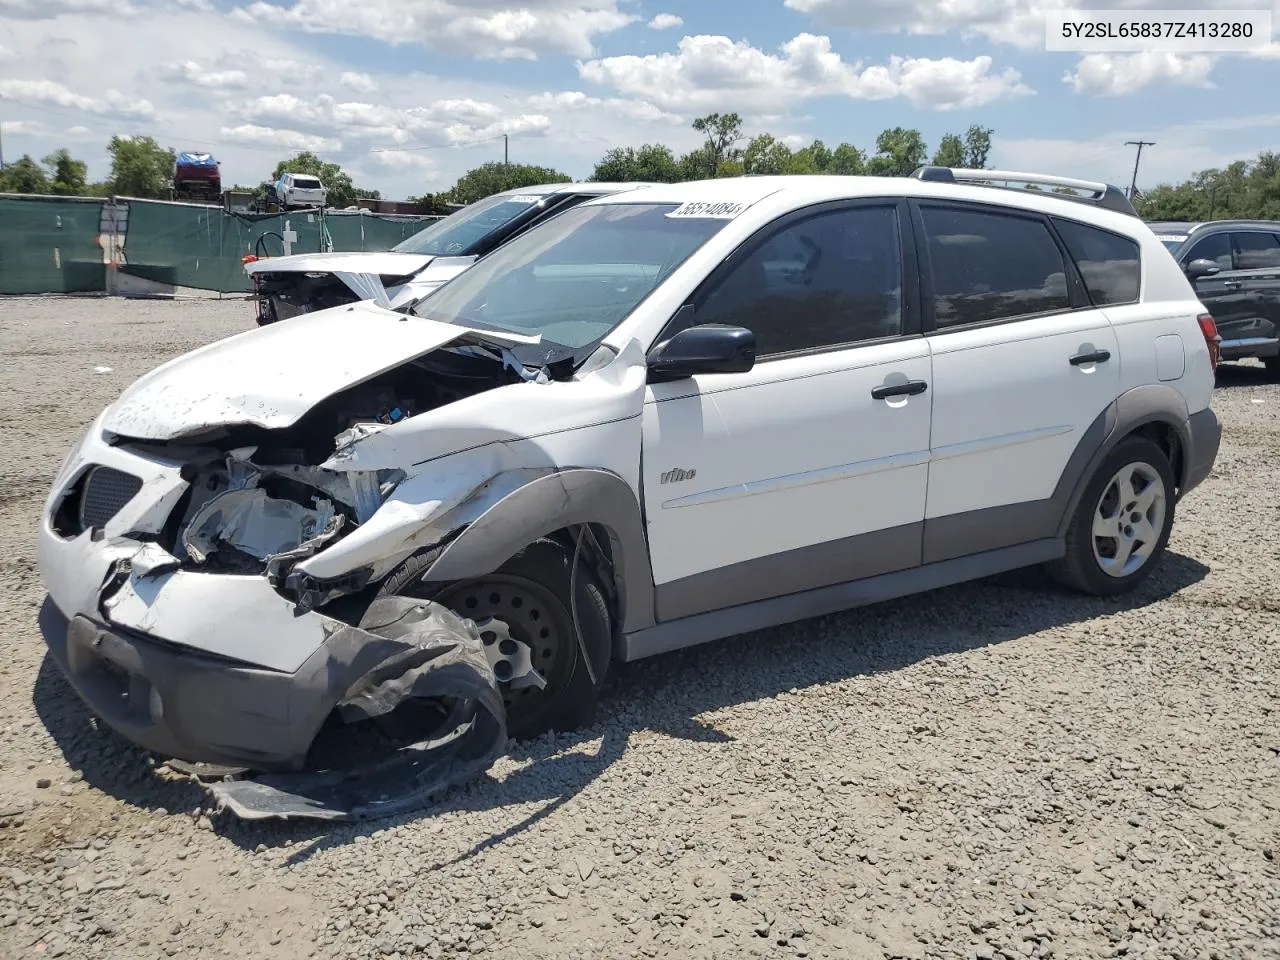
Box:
[1053,218,1141,306]
[1233,232,1280,270]
[919,205,1071,328]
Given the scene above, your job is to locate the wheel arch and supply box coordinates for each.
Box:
[418,468,656,641]
[1055,384,1192,539]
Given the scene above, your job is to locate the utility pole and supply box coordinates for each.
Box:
[1125,140,1155,200]
[1,118,5,170]
[503,134,509,168]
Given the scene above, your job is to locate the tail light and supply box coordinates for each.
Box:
[1197,314,1221,373]
[241,254,257,264]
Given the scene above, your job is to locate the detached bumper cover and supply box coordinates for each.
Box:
[40,595,508,820]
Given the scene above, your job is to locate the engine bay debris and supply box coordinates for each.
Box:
[204,597,508,822]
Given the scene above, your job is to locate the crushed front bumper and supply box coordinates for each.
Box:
[39,598,346,770]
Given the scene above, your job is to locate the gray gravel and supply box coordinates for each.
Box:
[1,296,1277,960]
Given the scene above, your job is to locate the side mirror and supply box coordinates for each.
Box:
[1185,258,1222,281]
[647,323,756,383]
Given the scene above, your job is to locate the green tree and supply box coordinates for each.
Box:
[271,151,379,208]
[42,149,88,195]
[867,127,928,177]
[591,144,681,182]
[106,135,175,199]
[0,154,51,194]
[691,112,744,176]
[743,134,793,175]
[1135,152,1280,221]
[931,133,965,168]
[963,125,994,168]
[825,143,866,175]
[445,161,571,204]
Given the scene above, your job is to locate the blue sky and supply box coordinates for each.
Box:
[0,0,1276,200]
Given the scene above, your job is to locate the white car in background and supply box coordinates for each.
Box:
[244,181,654,324]
[276,172,328,209]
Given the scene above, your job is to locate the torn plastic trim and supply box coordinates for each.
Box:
[205,596,508,821]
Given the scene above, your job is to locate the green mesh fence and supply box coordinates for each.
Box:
[0,195,106,294]
[117,200,439,294]
[0,195,440,296]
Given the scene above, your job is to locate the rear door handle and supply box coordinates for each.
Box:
[871,380,928,399]
[1069,350,1111,366]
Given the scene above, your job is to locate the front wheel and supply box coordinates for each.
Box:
[1046,436,1176,596]
[377,539,612,740]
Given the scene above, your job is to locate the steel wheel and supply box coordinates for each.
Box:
[431,573,572,732]
[1091,461,1167,579]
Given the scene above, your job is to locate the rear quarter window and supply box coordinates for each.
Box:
[1053,218,1141,306]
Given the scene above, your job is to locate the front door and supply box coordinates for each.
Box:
[640,201,933,622]
[913,201,1122,562]
[1230,230,1280,349]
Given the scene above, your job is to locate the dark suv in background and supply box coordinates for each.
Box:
[1149,220,1280,375]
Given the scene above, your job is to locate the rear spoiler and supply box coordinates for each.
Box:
[910,166,1138,217]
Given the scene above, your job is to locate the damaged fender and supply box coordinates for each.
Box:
[207,596,507,821]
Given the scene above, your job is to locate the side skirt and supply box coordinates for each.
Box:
[619,538,1064,662]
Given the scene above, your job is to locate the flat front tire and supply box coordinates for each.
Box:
[1047,435,1176,596]
[377,539,612,740]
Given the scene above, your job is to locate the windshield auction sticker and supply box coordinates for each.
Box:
[1045,8,1271,51]
[666,201,750,219]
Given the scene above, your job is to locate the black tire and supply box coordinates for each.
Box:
[1045,435,1176,597]
[376,538,612,740]
[1264,354,1280,379]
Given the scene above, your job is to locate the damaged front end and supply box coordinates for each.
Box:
[38,312,590,821]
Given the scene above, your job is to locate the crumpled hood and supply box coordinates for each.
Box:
[244,251,435,277]
[101,301,537,442]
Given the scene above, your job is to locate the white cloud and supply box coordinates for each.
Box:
[525,90,683,123]
[157,61,251,90]
[0,78,156,119]
[1064,52,1214,96]
[578,33,1032,113]
[339,71,378,93]
[647,13,682,29]
[365,149,440,172]
[226,92,554,151]
[1,0,140,18]
[218,123,342,152]
[231,0,637,59]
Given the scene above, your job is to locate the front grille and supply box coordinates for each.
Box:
[79,466,143,530]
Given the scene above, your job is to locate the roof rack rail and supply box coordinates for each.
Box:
[910,166,1138,217]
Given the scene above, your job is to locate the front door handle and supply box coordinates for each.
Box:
[1223,279,1243,289]
[871,380,928,399]
[1069,349,1111,366]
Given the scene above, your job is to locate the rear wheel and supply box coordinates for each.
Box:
[1264,354,1280,378]
[377,539,611,740]
[1046,436,1175,596]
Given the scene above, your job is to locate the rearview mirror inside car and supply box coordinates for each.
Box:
[646,323,756,383]
[1185,258,1222,281]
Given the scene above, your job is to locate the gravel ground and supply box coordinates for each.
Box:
[0,297,1277,960]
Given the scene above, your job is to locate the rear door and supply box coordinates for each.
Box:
[1181,231,1255,342]
[913,200,1121,563]
[1230,230,1280,349]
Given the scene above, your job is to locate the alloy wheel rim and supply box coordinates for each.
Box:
[1091,461,1167,579]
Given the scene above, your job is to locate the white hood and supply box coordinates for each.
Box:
[244,251,435,277]
[101,301,538,442]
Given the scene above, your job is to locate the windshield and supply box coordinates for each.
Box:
[393,192,545,256]
[413,202,730,352]
[1157,237,1186,254]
